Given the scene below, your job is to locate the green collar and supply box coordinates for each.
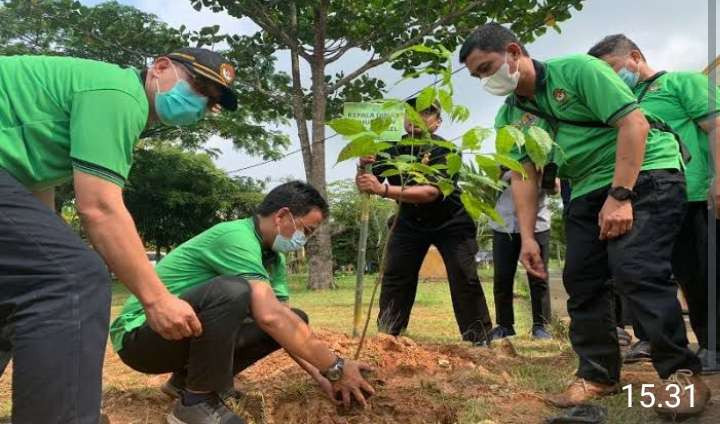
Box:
[252,215,278,262]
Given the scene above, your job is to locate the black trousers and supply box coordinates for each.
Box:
[623,202,719,350]
[671,201,719,350]
[0,171,111,424]
[492,230,552,328]
[377,212,492,342]
[119,276,307,394]
[563,170,700,384]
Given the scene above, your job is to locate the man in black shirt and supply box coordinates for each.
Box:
[355,99,493,345]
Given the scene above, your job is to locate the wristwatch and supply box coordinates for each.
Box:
[321,356,345,382]
[608,186,637,201]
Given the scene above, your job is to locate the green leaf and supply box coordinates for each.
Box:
[496,125,525,154]
[451,105,470,122]
[461,192,504,224]
[430,139,457,151]
[394,154,417,163]
[329,118,366,136]
[437,180,455,197]
[407,162,438,175]
[404,104,428,132]
[380,169,401,177]
[462,127,492,150]
[437,89,453,112]
[337,136,391,163]
[524,126,553,167]
[446,153,462,176]
[416,86,436,112]
[492,154,526,176]
[528,126,553,154]
[370,116,393,135]
[475,155,501,181]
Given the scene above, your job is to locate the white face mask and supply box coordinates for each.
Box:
[482,53,520,96]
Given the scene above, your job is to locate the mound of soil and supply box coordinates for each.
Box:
[233,331,549,424]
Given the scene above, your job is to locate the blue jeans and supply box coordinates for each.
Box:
[0,171,111,423]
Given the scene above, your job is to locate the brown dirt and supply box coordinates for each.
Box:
[92,331,553,424]
[227,331,549,424]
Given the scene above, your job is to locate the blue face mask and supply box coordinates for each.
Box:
[618,66,640,88]
[272,214,307,253]
[154,64,208,126]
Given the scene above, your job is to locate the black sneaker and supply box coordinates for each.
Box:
[162,373,244,402]
[531,325,552,340]
[623,340,652,363]
[166,396,245,424]
[697,348,720,375]
[488,325,515,341]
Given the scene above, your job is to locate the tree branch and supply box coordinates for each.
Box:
[325,41,355,64]
[327,0,485,94]
[241,1,312,61]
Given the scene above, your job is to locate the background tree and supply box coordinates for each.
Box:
[123,143,266,256]
[189,0,585,289]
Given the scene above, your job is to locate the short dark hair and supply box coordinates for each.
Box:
[459,23,529,63]
[587,34,646,61]
[406,97,441,117]
[257,181,329,218]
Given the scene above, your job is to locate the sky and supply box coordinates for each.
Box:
[83,0,719,185]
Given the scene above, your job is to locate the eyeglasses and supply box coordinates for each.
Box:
[175,62,222,108]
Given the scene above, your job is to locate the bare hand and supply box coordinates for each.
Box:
[358,156,376,167]
[519,238,547,280]
[356,173,383,195]
[332,360,375,409]
[315,374,339,404]
[598,197,633,240]
[144,294,202,340]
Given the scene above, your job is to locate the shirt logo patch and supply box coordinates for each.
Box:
[553,88,568,103]
[647,80,661,93]
[518,112,539,127]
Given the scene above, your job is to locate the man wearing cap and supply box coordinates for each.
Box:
[355,98,494,346]
[0,47,238,423]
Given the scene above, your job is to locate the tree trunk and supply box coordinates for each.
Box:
[306,0,335,290]
[288,3,313,182]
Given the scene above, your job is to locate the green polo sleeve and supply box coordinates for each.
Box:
[69,90,146,187]
[494,104,531,163]
[207,232,272,282]
[670,72,720,122]
[575,57,638,126]
[269,254,290,301]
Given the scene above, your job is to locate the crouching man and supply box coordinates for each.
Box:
[110,181,374,424]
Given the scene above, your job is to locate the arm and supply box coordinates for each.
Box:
[73,171,202,340]
[597,110,648,240]
[32,187,55,211]
[699,116,720,217]
[249,281,375,407]
[356,172,441,203]
[511,163,546,279]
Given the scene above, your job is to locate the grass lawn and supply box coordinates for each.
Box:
[0,267,693,423]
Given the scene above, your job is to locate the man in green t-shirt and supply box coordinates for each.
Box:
[461,24,709,418]
[0,48,238,423]
[112,181,374,424]
[589,34,720,374]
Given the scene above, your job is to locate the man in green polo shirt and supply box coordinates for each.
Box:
[460,24,709,418]
[112,181,375,424]
[0,48,238,423]
[589,34,720,374]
